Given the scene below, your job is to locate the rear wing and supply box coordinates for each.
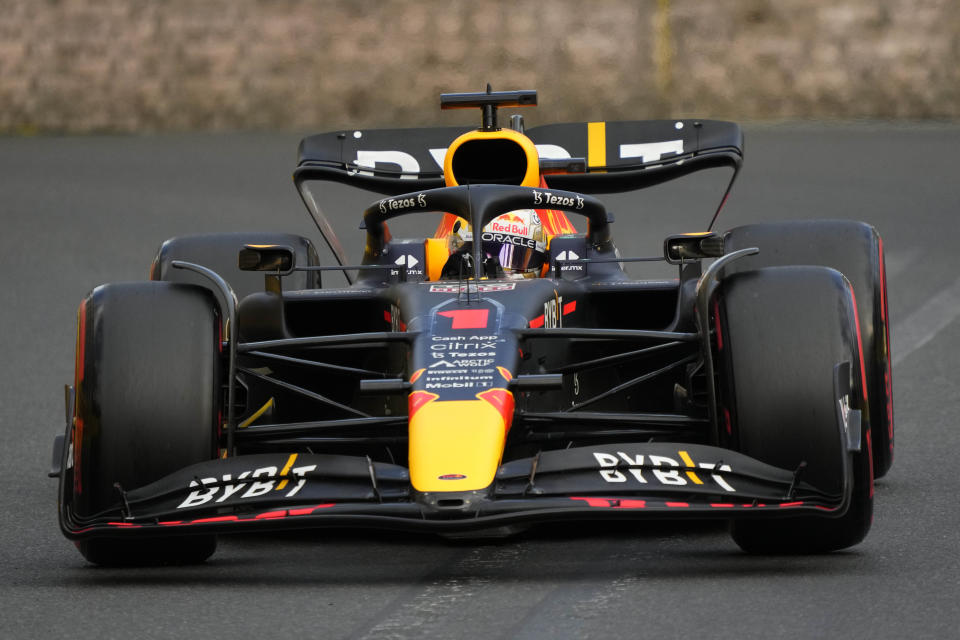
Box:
[294,120,743,273]
[295,119,743,195]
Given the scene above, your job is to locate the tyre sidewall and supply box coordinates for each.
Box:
[73,282,220,519]
[718,265,873,552]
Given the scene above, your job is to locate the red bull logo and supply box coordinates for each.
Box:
[488,220,531,236]
[487,210,535,238]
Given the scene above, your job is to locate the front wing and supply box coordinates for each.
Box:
[59,443,849,539]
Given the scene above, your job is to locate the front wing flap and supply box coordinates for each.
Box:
[59,443,848,539]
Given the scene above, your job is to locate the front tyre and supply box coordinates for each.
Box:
[70,282,221,565]
[717,266,873,553]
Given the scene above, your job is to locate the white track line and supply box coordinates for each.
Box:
[354,544,528,640]
[892,274,960,366]
[884,248,919,279]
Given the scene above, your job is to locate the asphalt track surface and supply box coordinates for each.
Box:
[2,125,959,638]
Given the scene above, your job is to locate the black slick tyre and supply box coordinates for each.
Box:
[71,282,220,566]
[717,266,873,553]
[724,220,893,478]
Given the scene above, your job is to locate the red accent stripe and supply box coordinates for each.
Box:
[850,285,877,495]
[848,287,869,404]
[476,388,516,435]
[779,501,804,508]
[408,391,439,419]
[529,315,545,328]
[562,300,576,315]
[712,298,723,351]
[288,504,335,516]
[255,510,287,519]
[665,502,689,508]
[710,503,735,508]
[158,521,183,526]
[190,515,239,524]
[106,522,141,527]
[618,499,646,509]
[570,496,612,507]
[73,299,88,496]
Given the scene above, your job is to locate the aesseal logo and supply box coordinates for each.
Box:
[593,450,736,492]
[176,455,316,509]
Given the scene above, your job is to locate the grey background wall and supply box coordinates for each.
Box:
[2,0,957,133]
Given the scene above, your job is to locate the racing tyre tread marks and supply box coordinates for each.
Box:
[73,282,220,566]
[719,266,873,553]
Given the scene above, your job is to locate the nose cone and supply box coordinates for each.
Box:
[408,390,514,492]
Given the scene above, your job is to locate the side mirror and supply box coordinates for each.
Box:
[238,245,296,275]
[239,245,296,294]
[664,233,724,264]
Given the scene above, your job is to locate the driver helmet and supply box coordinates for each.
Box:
[449,209,548,277]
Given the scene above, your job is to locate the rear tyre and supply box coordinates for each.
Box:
[718,266,873,553]
[724,220,893,477]
[71,282,220,566]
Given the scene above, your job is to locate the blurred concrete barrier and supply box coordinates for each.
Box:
[2,0,958,133]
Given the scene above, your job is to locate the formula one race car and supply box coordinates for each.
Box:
[52,88,893,565]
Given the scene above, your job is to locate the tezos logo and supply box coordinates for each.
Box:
[379,193,427,213]
[532,191,584,209]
